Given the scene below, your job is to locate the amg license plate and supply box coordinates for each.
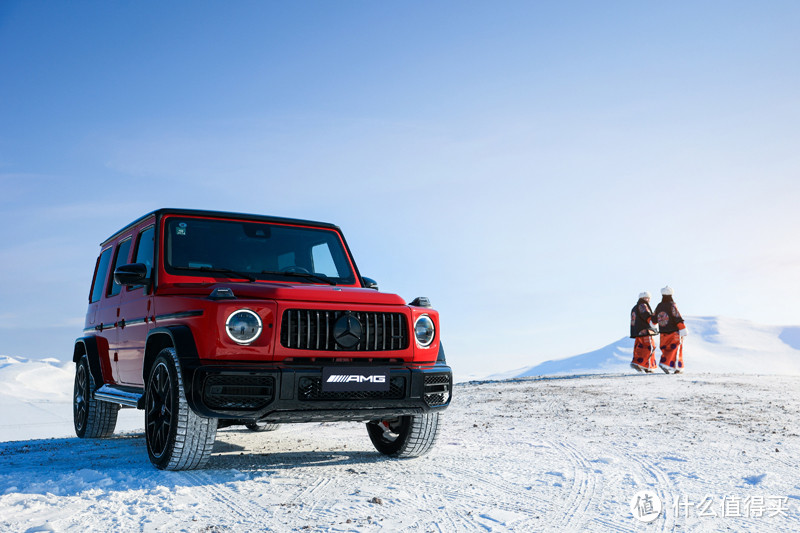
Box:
[321,367,390,392]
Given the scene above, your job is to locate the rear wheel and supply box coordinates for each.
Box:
[73,355,119,438]
[366,413,440,458]
[145,348,217,470]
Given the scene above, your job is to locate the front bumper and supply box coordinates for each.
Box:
[183,362,453,423]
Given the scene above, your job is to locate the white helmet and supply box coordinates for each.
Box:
[661,285,675,296]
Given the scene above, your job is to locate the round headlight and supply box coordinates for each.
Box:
[414,315,435,347]
[225,309,262,344]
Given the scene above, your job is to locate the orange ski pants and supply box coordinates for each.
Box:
[659,332,684,371]
[632,336,657,370]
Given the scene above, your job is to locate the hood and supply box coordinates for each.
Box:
[159,282,407,306]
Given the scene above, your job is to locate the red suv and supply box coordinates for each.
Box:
[73,209,451,470]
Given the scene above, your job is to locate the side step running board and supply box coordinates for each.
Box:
[95,384,145,409]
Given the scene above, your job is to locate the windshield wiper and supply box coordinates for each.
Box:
[173,266,257,282]
[260,270,337,286]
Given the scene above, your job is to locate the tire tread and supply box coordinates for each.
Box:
[149,348,217,470]
[367,413,440,458]
[396,413,440,458]
[75,357,119,438]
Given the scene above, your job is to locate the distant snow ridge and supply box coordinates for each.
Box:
[0,355,142,442]
[493,316,800,379]
[0,355,73,400]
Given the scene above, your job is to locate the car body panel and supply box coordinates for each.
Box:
[76,208,451,420]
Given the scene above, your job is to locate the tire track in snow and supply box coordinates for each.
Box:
[288,476,334,522]
[625,452,677,532]
[447,462,548,506]
[592,515,638,533]
[180,471,271,525]
[418,490,465,532]
[382,459,544,531]
[552,439,600,531]
[444,463,545,524]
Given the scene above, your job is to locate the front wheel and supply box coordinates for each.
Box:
[366,413,440,458]
[145,348,217,470]
[73,355,119,438]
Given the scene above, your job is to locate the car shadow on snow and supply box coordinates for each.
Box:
[0,431,390,498]
[0,433,148,470]
[207,447,386,472]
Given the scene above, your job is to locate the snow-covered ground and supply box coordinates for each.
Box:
[1,371,799,532]
[2,316,800,531]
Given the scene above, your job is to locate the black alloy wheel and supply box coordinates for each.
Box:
[73,355,119,438]
[145,348,217,470]
[73,361,90,434]
[146,360,174,460]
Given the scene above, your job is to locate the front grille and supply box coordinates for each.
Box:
[281,310,409,351]
[297,376,406,401]
[424,374,451,407]
[203,375,275,410]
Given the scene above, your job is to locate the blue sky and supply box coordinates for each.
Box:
[2,1,799,377]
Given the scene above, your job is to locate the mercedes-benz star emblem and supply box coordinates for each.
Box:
[333,313,363,349]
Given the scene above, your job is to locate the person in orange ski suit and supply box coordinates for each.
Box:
[655,286,687,374]
[630,291,658,372]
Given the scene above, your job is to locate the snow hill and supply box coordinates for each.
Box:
[0,355,76,441]
[0,355,142,442]
[491,316,800,379]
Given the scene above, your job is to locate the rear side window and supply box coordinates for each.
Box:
[133,226,155,280]
[108,239,132,297]
[90,249,113,303]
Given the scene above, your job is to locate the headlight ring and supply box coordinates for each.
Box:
[414,314,435,347]
[225,309,263,345]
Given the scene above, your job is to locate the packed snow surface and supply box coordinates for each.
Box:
[1,372,799,532]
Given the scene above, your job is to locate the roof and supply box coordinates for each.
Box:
[100,208,341,246]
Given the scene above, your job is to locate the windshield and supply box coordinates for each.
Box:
[163,217,356,285]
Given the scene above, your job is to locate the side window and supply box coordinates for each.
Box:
[107,239,132,297]
[311,243,340,277]
[90,248,113,303]
[133,226,155,281]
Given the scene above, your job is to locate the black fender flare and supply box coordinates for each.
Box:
[73,336,105,391]
[437,342,447,364]
[145,325,203,411]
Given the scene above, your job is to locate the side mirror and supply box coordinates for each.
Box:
[362,277,379,290]
[114,263,149,287]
